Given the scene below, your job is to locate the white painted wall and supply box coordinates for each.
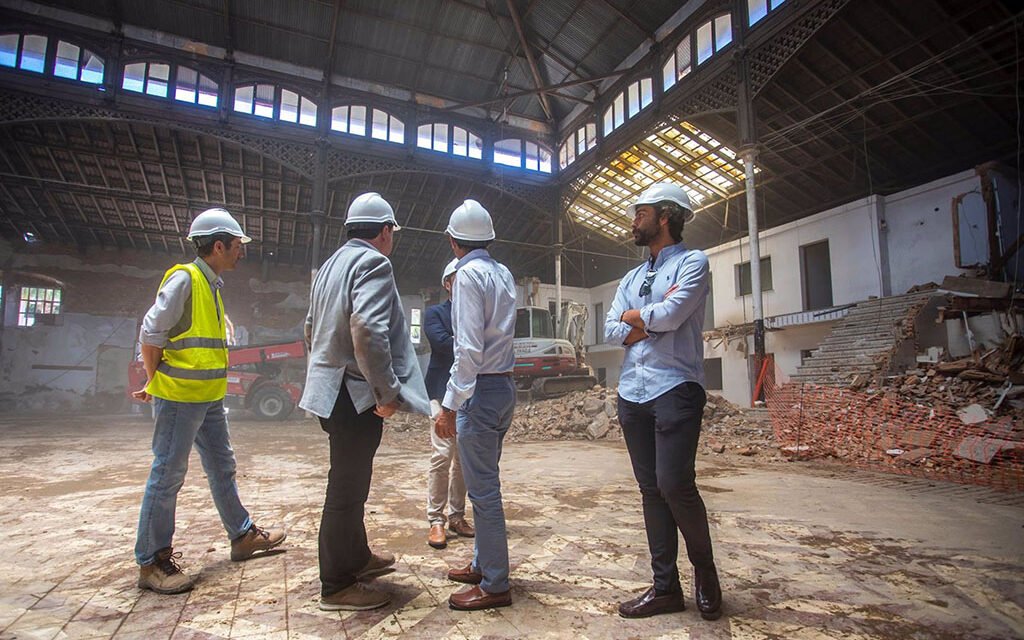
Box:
[0,313,137,412]
[884,170,977,295]
[578,169,984,406]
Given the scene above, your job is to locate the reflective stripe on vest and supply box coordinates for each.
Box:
[145,262,229,402]
[157,362,228,380]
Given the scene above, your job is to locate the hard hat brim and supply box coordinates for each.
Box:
[626,202,696,223]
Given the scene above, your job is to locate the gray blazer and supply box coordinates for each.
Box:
[299,239,430,419]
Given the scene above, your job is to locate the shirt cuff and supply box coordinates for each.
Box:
[139,330,169,348]
[442,388,467,412]
[639,305,656,331]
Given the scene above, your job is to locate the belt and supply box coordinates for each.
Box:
[479,372,513,378]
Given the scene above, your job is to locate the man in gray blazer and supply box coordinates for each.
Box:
[300,192,430,612]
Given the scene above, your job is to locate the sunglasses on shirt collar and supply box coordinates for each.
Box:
[639,260,658,298]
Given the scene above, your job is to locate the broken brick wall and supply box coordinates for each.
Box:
[766,381,1023,491]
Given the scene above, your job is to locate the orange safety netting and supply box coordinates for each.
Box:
[765,378,1024,492]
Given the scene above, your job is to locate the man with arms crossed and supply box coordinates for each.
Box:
[605,182,723,621]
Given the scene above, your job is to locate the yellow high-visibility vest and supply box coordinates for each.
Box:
[145,262,228,402]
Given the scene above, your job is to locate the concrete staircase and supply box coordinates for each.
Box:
[790,291,943,386]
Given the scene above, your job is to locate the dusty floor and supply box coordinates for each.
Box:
[0,412,1022,640]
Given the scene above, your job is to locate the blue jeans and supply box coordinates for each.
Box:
[135,398,252,565]
[456,374,516,593]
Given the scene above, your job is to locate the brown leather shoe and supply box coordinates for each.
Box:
[356,551,396,580]
[448,517,475,538]
[449,585,511,611]
[618,586,685,618]
[428,524,447,549]
[447,563,482,584]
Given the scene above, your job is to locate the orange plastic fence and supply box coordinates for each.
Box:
[765,380,1023,492]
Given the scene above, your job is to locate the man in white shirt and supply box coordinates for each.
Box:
[433,199,517,611]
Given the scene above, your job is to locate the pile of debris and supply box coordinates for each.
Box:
[860,332,1024,420]
[383,385,779,461]
[507,386,779,461]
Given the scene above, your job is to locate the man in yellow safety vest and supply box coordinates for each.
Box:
[132,207,286,595]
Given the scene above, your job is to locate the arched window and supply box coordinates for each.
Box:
[602,77,653,136]
[332,105,367,135]
[559,123,597,169]
[53,40,104,84]
[662,36,692,92]
[174,66,218,107]
[123,61,219,107]
[280,89,317,126]
[748,0,785,27]
[494,138,552,173]
[696,14,732,65]
[234,83,317,127]
[0,33,48,73]
[332,106,404,144]
[417,123,482,159]
[1,34,103,84]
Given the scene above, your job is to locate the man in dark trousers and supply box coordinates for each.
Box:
[605,182,723,621]
[424,259,474,549]
[301,192,430,611]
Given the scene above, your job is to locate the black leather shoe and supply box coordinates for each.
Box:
[618,587,685,618]
[694,565,722,620]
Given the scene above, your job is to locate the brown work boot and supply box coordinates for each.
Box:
[138,548,194,595]
[428,524,448,549]
[230,524,287,561]
[357,551,396,579]
[449,517,475,538]
[319,582,391,611]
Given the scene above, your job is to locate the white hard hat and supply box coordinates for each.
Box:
[188,208,252,243]
[626,182,695,223]
[345,192,401,229]
[441,258,458,286]
[446,199,495,242]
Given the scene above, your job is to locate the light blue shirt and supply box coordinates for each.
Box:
[605,242,709,404]
[443,249,517,411]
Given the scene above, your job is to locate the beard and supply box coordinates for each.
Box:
[632,225,656,246]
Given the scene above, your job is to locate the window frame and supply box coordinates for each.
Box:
[493,138,553,174]
[696,13,734,66]
[123,60,220,108]
[16,285,63,327]
[735,256,773,297]
[233,82,318,127]
[602,77,653,136]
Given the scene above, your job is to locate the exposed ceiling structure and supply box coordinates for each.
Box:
[565,0,1023,257]
[0,0,1021,291]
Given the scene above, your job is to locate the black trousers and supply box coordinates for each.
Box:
[619,381,715,594]
[318,385,383,597]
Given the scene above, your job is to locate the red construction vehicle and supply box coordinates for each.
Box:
[129,340,306,420]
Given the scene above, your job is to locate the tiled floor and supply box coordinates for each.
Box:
[1,413,1021,639]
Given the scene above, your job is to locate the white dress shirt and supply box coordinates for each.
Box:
[442,249,517,411]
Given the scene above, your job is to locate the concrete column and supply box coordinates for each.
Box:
[741,146,765,374]
[554,219,563,335]
[310,142,327,283]
[867,194,892,297]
